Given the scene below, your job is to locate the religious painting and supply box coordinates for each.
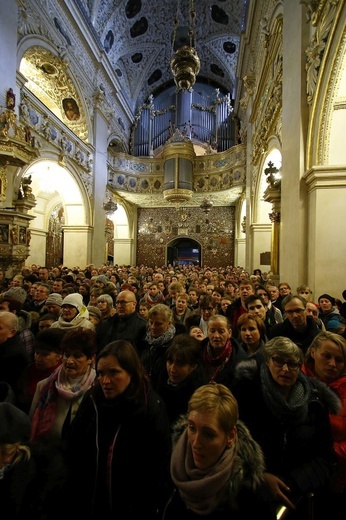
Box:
[62,98,80,121]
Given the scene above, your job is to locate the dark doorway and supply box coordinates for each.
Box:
[167,238,201,267]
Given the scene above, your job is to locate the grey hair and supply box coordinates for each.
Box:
[97,294,114,307]
[262,336,303,363]
[0,311,19,332]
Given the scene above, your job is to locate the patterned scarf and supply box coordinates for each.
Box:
[30,364,96,440]
[171,428,235,514]
[202,339,233,382]
[145,324,176,347]
[143,291,166,306]
[260,363,311,423]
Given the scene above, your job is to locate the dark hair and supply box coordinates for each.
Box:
[0,296,23,312]
[245,294,267,309]
[61,327,97,358]
[282,294,307,310]
[34,328,67,353]
[166,334,201,365]
[255,285,270,298]
[39,312,57,322]
[96,340,149,403]
[199,295,217,310]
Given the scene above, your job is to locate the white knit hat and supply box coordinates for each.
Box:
[61,293,83,312]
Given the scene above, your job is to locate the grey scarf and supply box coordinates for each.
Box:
[260,364,311,423]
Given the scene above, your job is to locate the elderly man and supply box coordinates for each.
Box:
[96,289,147,353]
[268,294,320,354]
[45,292,63,319]
[0,288,35,362]
[0,311,29,401]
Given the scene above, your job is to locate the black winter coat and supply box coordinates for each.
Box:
[268,316,320,354]
[96,311,147,353]
[65,383,173,519]
[232,359,339,503]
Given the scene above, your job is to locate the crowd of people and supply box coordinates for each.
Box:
[0,262,345,519]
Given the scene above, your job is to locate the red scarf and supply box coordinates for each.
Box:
[202,339,233,382]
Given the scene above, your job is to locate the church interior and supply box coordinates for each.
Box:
[0,0,345,297]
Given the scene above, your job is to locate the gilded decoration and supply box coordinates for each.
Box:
[304,0,339,104]
[107,144,246,207]
[20,48,87,141]
[137,206,235,267]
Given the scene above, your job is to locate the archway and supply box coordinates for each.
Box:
[23,159,90,268]
[167,238,201,267]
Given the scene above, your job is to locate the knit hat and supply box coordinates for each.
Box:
[87,306,102,319]
[318,293,335,306]
[45,293,63,307]
[0,402,31,444]
[96,275,109,285]
[61,293,83,312]
[3,287,27,304]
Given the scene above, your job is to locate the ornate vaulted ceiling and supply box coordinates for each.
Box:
[19,0,249,209]
[78,0,248,110]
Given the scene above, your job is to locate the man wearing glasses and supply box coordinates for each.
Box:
[268,294,320,354]
[96,289,147,353]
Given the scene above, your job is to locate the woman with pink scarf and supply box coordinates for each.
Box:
[29,326,97,446]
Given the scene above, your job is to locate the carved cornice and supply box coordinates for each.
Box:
[305,0,338,104]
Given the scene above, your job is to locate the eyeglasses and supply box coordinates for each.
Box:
[271,356,301,371]
[116,300,134,305]
[201,307,215,311]
[284,308,305,315]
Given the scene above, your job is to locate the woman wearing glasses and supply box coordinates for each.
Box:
[232,336,340,520]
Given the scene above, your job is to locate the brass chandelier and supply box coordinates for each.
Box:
[170,0,200,91]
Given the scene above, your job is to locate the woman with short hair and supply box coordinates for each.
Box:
[162,383,274,519]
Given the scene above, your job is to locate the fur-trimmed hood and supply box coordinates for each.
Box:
[234,358,342,416]
[172,414,266,495]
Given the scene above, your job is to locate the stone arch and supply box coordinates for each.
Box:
[255,146,282,224]
[22,158,91,267]
[307,5,346,167]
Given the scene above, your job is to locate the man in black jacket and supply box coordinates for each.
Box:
[96,289,147,354]
[268,294,320,354]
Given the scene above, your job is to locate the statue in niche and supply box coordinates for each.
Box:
[86,152,93,172]
[0,225,9,242]
[21,175,33,199]
[19,97,30,123]
[6,88,15,110]
[41,115,51,141]
[11,227,18,244]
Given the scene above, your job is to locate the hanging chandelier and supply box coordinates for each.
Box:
[103,196,118,216]
[200,196,214,214]
[170,0,200,91]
